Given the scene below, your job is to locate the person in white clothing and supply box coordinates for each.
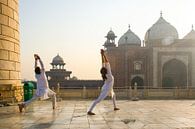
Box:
[18,54,57,112]
[87,49,119,115]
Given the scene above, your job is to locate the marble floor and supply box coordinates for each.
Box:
[0,100,195,129]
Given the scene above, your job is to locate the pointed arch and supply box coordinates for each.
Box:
[131,76,144,89]
[162,59,187,88]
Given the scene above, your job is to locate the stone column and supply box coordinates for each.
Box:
[82,86,86,99]
[0,0,22,102]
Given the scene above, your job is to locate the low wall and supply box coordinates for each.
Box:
[53,86,195,99]
[58,88,100,99]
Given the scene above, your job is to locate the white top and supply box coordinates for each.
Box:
[35,70,49,89]
[102,62,114,97]
[103,62,114,83]
[35,59,54,100]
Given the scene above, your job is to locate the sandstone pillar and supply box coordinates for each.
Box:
[0,0,22,102]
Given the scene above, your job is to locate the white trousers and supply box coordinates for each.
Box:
[88,86,116,112]
[24,91,57,108]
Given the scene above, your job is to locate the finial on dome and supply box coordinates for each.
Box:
[128,24,130,29]
[160,11,163,17]
[192,24,194,30]
[110,27,112,31]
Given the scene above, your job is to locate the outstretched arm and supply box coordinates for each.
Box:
[39,58,45,70]
[101,49,106,67]
[101,50,105,64]
[34,54,38,68]
[100,49,112,74]
[34,54,45,70]
[103,54,108,63]
[101,49,109,63]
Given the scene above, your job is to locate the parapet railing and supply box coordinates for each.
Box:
[51,85,195,99]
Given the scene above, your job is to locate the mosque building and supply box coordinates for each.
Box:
[46,54,103,88]
[104,13,195,88]
[46,13,195,90]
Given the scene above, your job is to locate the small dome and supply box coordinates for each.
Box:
[105,29,117,40]
[145,14,178,42]
[183,26,195,39]
[118,26,141,46]
[51,54,65,65]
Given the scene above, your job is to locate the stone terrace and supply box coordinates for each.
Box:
[0,100,195,129]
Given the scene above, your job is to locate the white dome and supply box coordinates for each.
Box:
[118,27,141,46]
[52,54,65,65]
[183,27,195,39]
[145,16,178,42]
[106,30,117,40]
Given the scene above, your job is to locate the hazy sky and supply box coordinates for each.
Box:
[20,0,195,80]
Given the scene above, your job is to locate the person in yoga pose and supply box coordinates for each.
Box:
[87,49,119,115]
[18,54,57,112]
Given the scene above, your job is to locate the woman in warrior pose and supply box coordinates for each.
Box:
[18,54,57,112]
[87,49,119,115]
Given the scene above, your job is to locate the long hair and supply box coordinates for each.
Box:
[100,67,107,81]
[35,67,41,74]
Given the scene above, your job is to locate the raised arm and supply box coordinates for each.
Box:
[39,58,45,70]
[34,54,45,70]
[101,49,109,63]
[101,49,106,67]
[101,50,105,66]
[34,54,38,68]
[103,53,108,63]
[100,49,112,74]
[34,59,38,68]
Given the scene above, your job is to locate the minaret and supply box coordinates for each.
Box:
[160,11,163,18]
[103,28,117,49]
[0,0,22,101]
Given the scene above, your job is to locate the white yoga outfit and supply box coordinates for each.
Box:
[24,59,56,108]
[88,62,116,112]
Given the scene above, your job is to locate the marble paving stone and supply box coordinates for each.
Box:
[0,100,195,129]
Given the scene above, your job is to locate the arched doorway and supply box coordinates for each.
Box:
[162,59,187,88]
[131,76,144,89]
